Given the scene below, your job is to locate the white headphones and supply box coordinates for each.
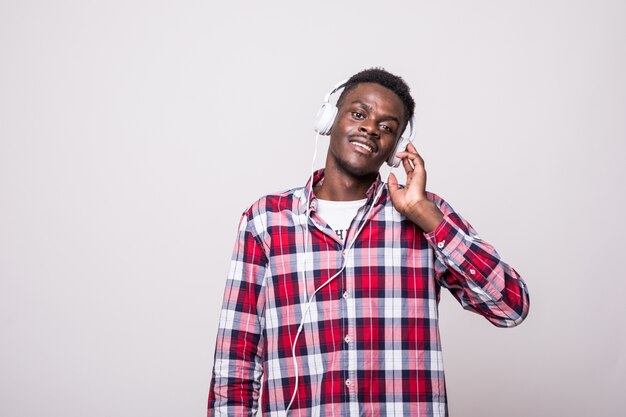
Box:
[313,78,416,168]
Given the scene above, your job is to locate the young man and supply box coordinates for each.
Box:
[208,68,529,417]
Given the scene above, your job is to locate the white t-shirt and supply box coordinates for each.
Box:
[315,198,367,243]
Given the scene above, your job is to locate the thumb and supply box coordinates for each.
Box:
[388,172,399,198]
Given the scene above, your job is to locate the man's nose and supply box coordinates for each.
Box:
[359,119,379,136]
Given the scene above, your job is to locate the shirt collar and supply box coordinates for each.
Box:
[301,169,385,213]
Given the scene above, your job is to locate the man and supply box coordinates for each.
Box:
[208,68,529,416]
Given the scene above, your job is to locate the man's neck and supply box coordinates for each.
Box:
[314,165,377,201]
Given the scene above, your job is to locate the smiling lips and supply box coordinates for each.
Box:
[351,141,373,153]
[349,137,377,154]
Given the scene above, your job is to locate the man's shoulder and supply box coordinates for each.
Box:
[241,185,307,219]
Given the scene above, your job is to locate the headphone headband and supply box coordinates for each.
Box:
[323,78,349,102]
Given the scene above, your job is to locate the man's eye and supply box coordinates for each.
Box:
[351,112,364,119]
[380,124,393,132]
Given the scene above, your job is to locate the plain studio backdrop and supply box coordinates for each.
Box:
[1,1,624,416]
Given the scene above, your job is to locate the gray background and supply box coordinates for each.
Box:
[1,1,624,416]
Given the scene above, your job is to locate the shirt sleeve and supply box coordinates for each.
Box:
[423,194,530,327]
[208,213,267,416]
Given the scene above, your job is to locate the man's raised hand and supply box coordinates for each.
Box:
[387,142,444,233]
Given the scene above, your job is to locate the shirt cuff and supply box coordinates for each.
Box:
[423,216,463,257]
[423,215,503,301]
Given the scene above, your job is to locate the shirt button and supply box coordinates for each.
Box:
[437,241,445,249]
[469,268,476,275]
[345,379,352,387]
[344,335,351,343]
[342,291,349,299]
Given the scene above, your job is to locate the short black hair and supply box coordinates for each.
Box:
[337,67,415,128]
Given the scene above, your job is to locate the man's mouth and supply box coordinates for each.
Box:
[349,140,376,154]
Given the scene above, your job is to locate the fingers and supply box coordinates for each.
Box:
[402,157,413,173]
[395,143,427,193]
[395,147,425,175]
[406,142,418,153]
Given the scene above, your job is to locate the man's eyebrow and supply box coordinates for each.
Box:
[351,100,401,125]
[351,100,372,111]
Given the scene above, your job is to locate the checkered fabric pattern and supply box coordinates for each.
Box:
[208,169,529,417]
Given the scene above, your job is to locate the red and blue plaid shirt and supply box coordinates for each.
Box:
[208,169,529,417]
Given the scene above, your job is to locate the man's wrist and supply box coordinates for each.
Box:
[406,200,444,233]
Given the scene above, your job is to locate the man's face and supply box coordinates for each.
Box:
[327,82,406,178]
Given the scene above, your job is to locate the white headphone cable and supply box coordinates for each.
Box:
[285,182,385,416]
[284,133,319,415]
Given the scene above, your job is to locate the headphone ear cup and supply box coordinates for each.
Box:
[313,102,338,135]
[386,136,410,168]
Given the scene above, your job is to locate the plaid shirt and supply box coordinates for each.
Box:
[208,169,529,417]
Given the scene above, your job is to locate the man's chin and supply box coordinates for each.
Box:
[335,158,381,179]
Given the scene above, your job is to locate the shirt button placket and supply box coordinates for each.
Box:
[344,275,359,411]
